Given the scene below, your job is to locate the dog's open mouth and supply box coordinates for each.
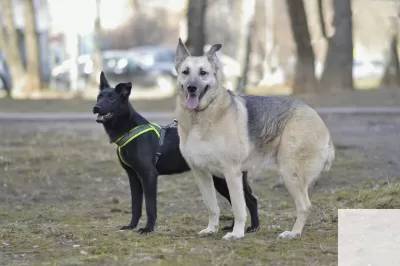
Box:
[185,85,209,110]
[95,112,113,123]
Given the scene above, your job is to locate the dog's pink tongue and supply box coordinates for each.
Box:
[186,95,199,110]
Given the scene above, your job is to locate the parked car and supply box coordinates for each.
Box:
[289,57,385,81]
[127,46,178,92]
[50,48,177,91]
[353,59,385,80]
[130,45,242,91]
[50,54,91,90]
[129,46,177,75]
[50,45,242,92]
[0,50,12,95]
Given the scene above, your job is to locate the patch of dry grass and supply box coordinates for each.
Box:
[2,181,400,266]
[1,122,398,265]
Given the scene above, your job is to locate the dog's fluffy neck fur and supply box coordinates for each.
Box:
[103,103,149,143]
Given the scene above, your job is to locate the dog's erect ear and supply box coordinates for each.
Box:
[175,37,191,70]
[99,71,110,91]
[205,44,222,70]
[115,82,132,98]
[206,44,222,57]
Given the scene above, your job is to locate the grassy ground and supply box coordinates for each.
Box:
[3,183,400,266]
[1,114,399,265]
[1,87,400,114]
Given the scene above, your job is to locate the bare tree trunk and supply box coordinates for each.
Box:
[318,0,327,39]
[320,0,354,92]
[253,0,265,82]
[90,0,103,90]
[380,16,400,89]
[24,0,42,92]
[259,0,278,86]
[185,0,207,56]
[238,20,255,93]
[286,0,318,94]
[236,0,255,93]
[0,22,11,97]
[2,0,26,94]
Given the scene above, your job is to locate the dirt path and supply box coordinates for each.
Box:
[0,88,399,114]
[317,113,400,188]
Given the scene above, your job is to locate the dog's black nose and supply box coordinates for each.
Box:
[187,85,197,93]
[93,105,101,114]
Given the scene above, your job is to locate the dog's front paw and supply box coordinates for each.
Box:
[246,225,260,233]
[119,224,136,230]
[278,231,301,239]
[222,232,244,240]
[138,227,154,234]
[198,227,218,236]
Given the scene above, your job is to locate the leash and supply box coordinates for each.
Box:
[114,119,178,168]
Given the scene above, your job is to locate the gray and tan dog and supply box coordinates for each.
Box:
[174,38,335,240]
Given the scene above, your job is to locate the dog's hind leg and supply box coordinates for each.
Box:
[212,175,235,231]
[277,151,323,239]
[193,169,220,235]
[276,111,330,239]
[212,175,231,205]
[278,168,311,239]
[243,172,260,233]
[222,167,247,240]
[213,172,259,233]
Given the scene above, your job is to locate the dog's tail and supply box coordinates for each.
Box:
[323,138,335,172]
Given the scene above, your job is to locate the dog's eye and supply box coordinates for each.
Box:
[200,70,207,76]
[108,95,115,102]
[97,94,102,100]
[182,69,189,75]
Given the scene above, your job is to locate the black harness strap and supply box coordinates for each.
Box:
[154,119,178,165]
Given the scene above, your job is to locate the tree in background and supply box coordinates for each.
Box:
[380,15,400,89]
[1,0,26,95]
[250,0,278,86]
[320,0,354,92]
[236,0,256,93]
[237,19,254,94]
[185,0,207,56]
[317,0,327,40]
[24,0,42,92]
[286,0,318,94]
[90,0,103,89]
[0,18,10,97]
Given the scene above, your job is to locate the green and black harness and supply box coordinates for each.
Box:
[113,120,177,169]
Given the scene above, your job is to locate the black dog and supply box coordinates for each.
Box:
[93,72,259,234]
